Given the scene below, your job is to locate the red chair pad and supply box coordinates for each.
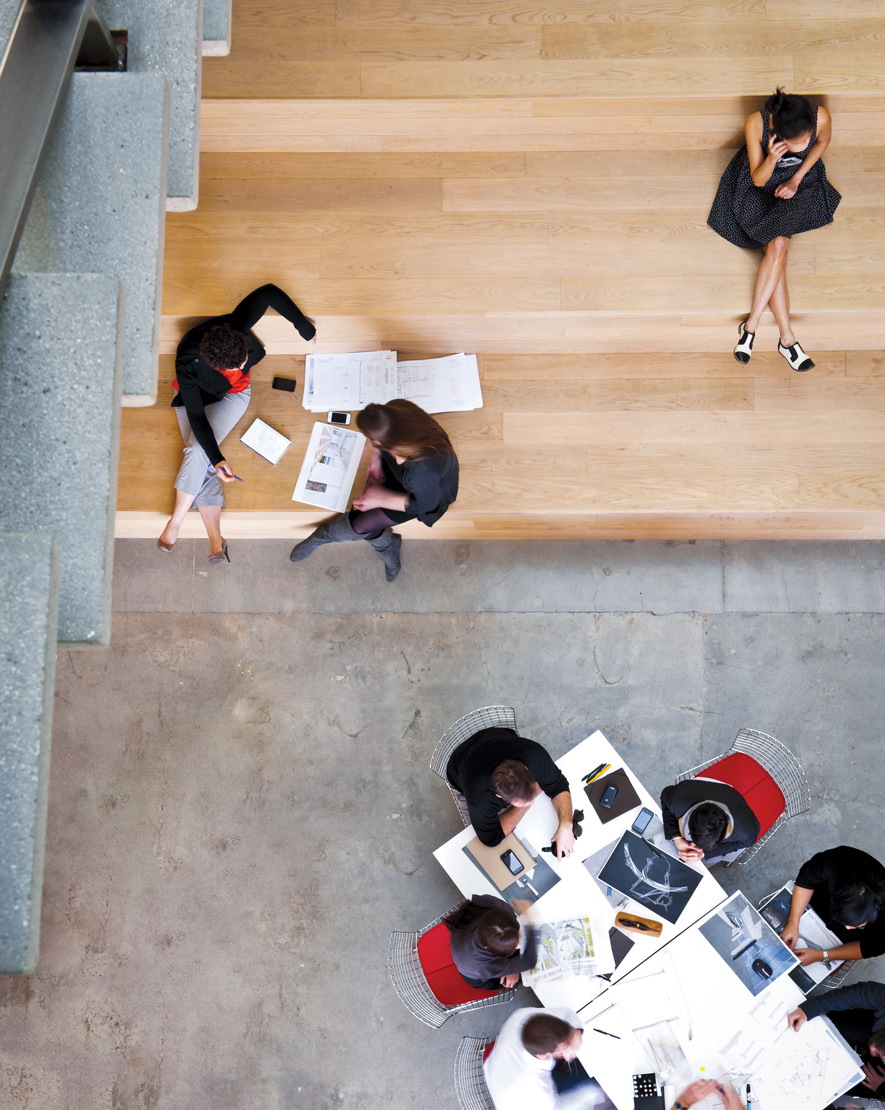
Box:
[483,1041,496,1062]
[417,923,501,1005]
[699,753,785,839]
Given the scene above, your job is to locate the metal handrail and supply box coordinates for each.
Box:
[0,0,117,297]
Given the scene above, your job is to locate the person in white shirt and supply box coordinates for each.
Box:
[484,1007,594,1110]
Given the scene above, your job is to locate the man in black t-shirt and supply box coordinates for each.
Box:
[781,845,885,967]
[445,727,576,857]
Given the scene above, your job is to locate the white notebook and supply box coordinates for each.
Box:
[240,418,291,465]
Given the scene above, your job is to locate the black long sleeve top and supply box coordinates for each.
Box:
[660,780,760,852]
[172,284,315,466]
[449,895,538,984]
[803,980,885,1034]
[379,450,459,526]
[796,846,885,958]
[445,727,570,847]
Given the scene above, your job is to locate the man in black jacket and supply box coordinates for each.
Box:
[660,779,760,865]
[788,981,885,1099]
[445,727,576,857]
[158,284,315,561]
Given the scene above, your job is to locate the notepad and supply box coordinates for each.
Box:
[240,418,291,465]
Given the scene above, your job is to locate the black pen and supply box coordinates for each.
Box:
[619,918,653,932]
[643,837,665,858]
[583,762,607,783]
[593,1027,621,1040]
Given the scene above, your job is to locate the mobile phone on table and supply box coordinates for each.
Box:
[272,376,296,391]
[328,411,351,425]
[600,784,618,809]
[631,807,654,834]
[501,849,523,876]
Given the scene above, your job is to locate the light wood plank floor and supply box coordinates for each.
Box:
[119,5,885,540]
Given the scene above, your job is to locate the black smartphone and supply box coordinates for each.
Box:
[500,849,523,876]
[599,784,618,809]
[272,376,296,392]
[631,806,654,834]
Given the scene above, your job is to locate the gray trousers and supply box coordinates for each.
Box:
[174,387,251,508]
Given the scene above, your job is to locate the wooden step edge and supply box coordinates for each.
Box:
[116,510,885,542]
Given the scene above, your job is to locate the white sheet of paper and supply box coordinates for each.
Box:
[303,351,396,411]
[291,423,366,513]
[239,417,291,465]
[395,352,482,413]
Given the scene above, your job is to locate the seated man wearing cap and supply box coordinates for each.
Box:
[660,779,760,865]
[446,727,575,857]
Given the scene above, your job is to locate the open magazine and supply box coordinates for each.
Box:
[523,916,610,985]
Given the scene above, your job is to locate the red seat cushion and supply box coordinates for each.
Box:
[483,1041,496,1062]
[417,923,502,1006]
[700,752,785,839]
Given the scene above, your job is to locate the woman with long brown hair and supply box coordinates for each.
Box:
[444,895,537,990]
[288,398,459,581]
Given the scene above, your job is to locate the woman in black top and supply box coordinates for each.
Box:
[157,284,316,563]
[444,895,537,990]
[289,398,459,581]
[781,845,885,967]
[708,88,840,372]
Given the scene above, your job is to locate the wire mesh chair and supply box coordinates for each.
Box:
[454,1036,497,1110]
[387,906,516,1029]
[675,728,811,866]
[430,706,518,826]
[758,889,857,991]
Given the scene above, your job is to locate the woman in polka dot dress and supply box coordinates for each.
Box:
[708,88,841,372]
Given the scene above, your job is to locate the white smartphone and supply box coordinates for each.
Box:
[328,411,351,425]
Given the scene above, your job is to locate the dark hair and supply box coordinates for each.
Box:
[491,760,536,805]
[356,399,453,461]
[764,87,815,140]
[522,1014,572,1056]
[200,324,248,370]
[831,882,882,928]
[687,803,729,851]
[443,898,520,956]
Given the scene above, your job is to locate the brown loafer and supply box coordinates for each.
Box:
[156,538,175,553]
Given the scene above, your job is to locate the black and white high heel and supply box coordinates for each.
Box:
[778,339,815,372]
[733,320,755,364]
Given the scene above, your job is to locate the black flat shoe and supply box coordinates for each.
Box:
[778,339,814,372]
[734,320,755,364]
[208,541,230,564]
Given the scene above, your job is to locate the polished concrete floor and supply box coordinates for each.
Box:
[1,539,884,1110]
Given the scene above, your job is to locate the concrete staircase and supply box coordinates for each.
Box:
[0,0,230,973]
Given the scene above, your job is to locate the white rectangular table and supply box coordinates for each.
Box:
[433,730,727,1012]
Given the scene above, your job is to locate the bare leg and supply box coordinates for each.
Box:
[159,488,196,547]
[198,504,224,557]
[768,269,796,346]
[745,237,789,335]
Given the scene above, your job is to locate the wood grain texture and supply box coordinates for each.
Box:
[131,10,885,537]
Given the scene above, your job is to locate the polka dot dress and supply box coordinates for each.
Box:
[708,107,841,250]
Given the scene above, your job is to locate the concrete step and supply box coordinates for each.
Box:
[203,0,231,56]
[14,71,169,405]
[95,0,202,210]
[0,272,124,645]
[0,532,59,974]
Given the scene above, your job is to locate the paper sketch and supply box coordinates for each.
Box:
[597,831,702,925]
[753,1016,863,1110]
[699,891,798,997]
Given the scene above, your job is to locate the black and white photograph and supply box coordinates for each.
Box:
[699,891,799,996]
[597,831,703,925]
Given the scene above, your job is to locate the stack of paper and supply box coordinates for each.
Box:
[303,350,483,414]
[303,351,397,412]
